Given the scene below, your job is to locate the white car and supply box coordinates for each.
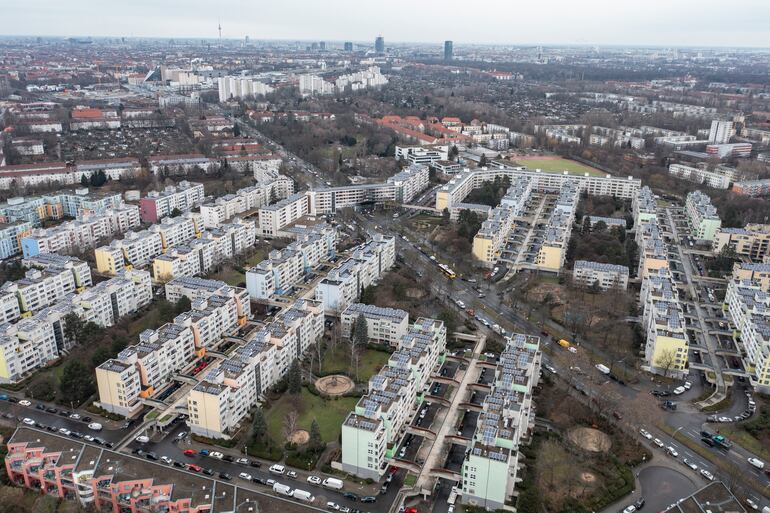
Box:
[287,471,298,479]
[58,428,71,435]
[340,508,351,513]
[69,413,81,420]
[307,475,322,485]
[673,386,686,395]
[18,400,31,406]
[22,417,35,426]
[269,464,285,474]
[134,435,150,444]
[87,422,103,431]
[747,457,765,470]
[700,469,714,481]
[568,346,577,353]
[639,428,652,440]
[718,417,731,423]
[83,435,95,442]
[745,498,759,510]
[683,458,698,471]
[326,502,340,511]
[683,381,692,390]
[666,446,679,457]
[209,452,224,460]
[623,506,636,513]
[653,438,664,448]
[238,472,253,481]
[161,456,173,465]
[236,458,249,465]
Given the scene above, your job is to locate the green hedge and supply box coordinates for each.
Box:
[191,434,237,448]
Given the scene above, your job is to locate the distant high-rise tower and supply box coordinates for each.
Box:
[375,35,385,53]
[319,41,326,50]
[344,42,353,52]
[218,21,222,40]
[444,40,453,61]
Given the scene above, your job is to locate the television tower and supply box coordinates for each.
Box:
[218,20,222,40]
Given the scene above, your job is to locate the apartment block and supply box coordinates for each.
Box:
[246,225,337,299]
[315,235,395,313]
[636,217,669,279]
[394,145,449,166]
[342,318,446,479]
[708,120,735,144]
[436,166,640,214]
[72,270,152,328]
[461,334,541,510]
[0,221,34,259]
[5,428,250,512]
[732,262,770,292]
[0,302,74,384]
[535,180,579,273]
[386,164,430,203]
[641,268,689,378]
[731,178,770,198]
[258,193,310,237]
[152,213,202,250]
[724,279,770,392]
[95,230,163,274]
[200,178,293,229]
[714,224,770,262]
[685,191,721,242]
[139,181,205,223]
[586,216,626,229]
[632,186,658,227]
[20,205,140,258]
[472,176,532,265]
[668,163,736,189]
[152,238,217,282]
[147,154,215,175]
[189,298,324,438]
[164,277,250,320]
[572,260,630,290]
[3,255,92,314]
[340,303,409,346]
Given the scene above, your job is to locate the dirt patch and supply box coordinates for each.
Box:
[568,427,612,453]
[405,287,427,299]
[289,429,309,445]
[315,375,354,397]
[581,471,597,483]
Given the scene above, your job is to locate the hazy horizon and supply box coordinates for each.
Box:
[5,0,770,48]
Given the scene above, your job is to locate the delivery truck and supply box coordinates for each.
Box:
[322,477,344,490]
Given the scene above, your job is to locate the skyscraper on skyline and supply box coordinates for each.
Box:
[444,40,453,61]
[375,35,384,53]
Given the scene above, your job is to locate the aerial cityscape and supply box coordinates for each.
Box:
[1,3,770,513]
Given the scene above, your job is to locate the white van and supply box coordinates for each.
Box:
[322,477,344,490]
[87,422,103,431]
[293,489,315,502]
[273,483,294,496]
[269,464,286,475]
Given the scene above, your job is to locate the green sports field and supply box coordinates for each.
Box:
[513,157,606,177]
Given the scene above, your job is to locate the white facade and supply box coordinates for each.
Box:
[572,260,629,290]
[315,235,395,313]
[217,76,274,102]
[258,193,310,237]
[708,120,735,144]
[669,163,736,189]
[340,303,409,346]
[685,191,722,242]
[725,279,770,392]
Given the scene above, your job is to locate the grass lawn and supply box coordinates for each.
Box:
[265,388,358,444]
[244,248,268,267]
[209,266,246,287]
[514,157,605,177]
[321,345,391,381]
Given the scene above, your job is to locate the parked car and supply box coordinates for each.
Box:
[183,449,196,456]
[307,475,322,485]
[134,435,150,444]
[209,452,224,460]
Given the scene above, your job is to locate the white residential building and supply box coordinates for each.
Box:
[189,298,324,438]
[461,334,541,510]
[258,193,310,237]
[199,178,293,229]
[708,120,735,144]
[685,191,721,242]
[341,318,446,479]
[340,303,409,346]
[246,224,337,299]
[217,76,274,102]
[572,260,629,290]
[724,279,770,392]
[640,268,689,378]
[668,163,736,189]
[315,235,395,313]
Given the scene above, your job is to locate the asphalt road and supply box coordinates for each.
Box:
[637,466,698,512]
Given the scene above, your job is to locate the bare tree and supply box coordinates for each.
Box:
[653,348,678,378]
[282,410,299,442]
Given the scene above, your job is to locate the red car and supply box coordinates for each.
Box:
[389,466,399,475]
[405,508,418,513]
[183,449,196,457]
[187,464,202,472]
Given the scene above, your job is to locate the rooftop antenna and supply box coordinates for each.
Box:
[218,20,222,41]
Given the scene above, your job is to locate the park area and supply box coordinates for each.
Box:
[513,155,605,176]
[264,388,358,444]
[319,344,391,383]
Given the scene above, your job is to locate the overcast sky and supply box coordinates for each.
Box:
[5,0,770,48]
